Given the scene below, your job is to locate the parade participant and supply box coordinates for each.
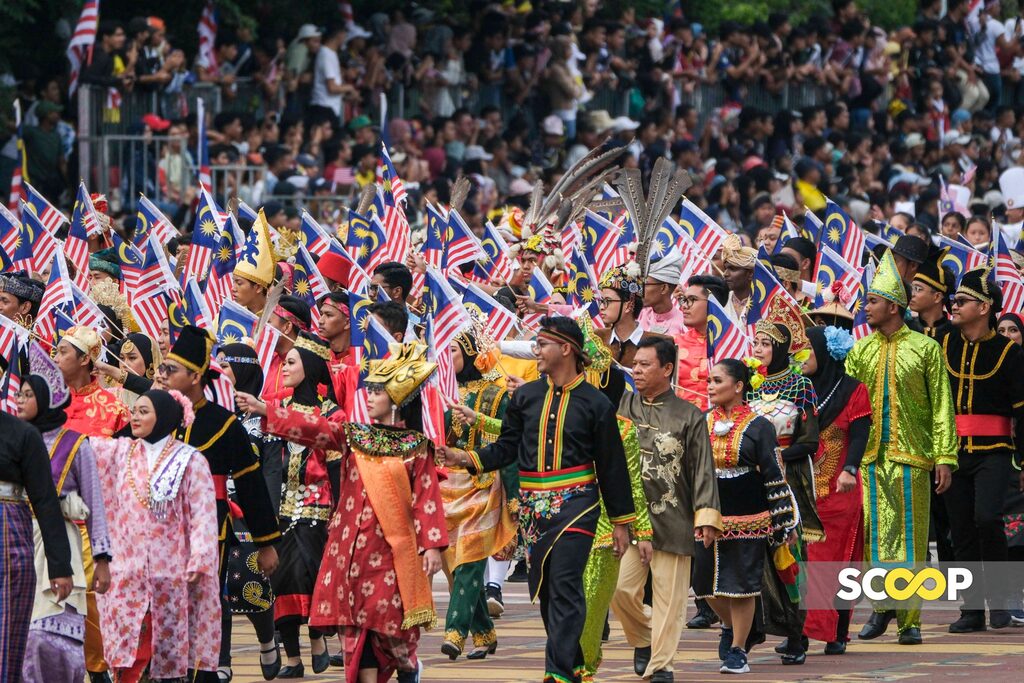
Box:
[91,389,220,683]
[56,326,129,437]
[747,296,821,665]
[779,237,817,285]
[675,275,729,412]
[596,263,665,370]
[997,312,1024,346]
[263,295,313,398]
[997,312,1024,624]
[317,250,352,292]
[245,342,448,683]
[694,359,798,676]
[213,342,284,680]
[639,248,688,336]
[87,248,122,288]
[372,262,419,337]
[18,342,112,683]
[721,235,758,325]
[233,211,277,316]
[0,271,45,329]
[890,235,928,285]
[439,332,516,660]
[90,280,137,354]
[0,369,73,682]
[154,325,282,678]
[942,268,1024,632]
[846,250,957,645]
[911,251,954,340]
[802,326,870,654]
[94,332,163,409]
[317,292,357,418]
[770,253,803,301]
[612,337,722,683]
[441,316,637,683]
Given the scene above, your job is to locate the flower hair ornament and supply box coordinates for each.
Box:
[166,389,195,428]
[742,357,767,391]
[823,326,855,361]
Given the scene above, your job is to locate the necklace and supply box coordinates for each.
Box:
[816,379,845,413]
[125,439,176,510]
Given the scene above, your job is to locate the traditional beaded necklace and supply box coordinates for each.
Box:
[125,438,177,511]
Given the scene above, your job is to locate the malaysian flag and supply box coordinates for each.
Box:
[561,220,582,258]
[325,239,371,295]
[16,204,62,274]
[0,319,28,415]
[461,281,520,343]
[184,188,223,283]
[582,209,630,274]
[69,281,106,331]
[24,182,67,233]
[651,216,684,262]
[205,213,244,313]
[707,297,750,362]
[208,356,235,411]
[67,186,97,290]
[376,184,410,265]
[7,101,26,217]
[380,143,407,206]
[445,209,485,272]
[421,316,452,441]
[0,203,21,264]
[0,242,12,273]
[423,203,447,270]
[478,220,514,282]
[936,234,988,285]
[994,227,1024,314]
[197,2,218,74]
[291,244,330,313]
[523,268,555,328]
[804,209,823,245]
[132,292,170,341]
[678,198,728,259]
[566,246,601,320]
[852,261,875,340]
[746,260,788,327]
[423,267,471,348]
[35,252,75,346]
[299,211,331,258]
[814,245,861,308]
[195,98,212,191]
[347,210,388,274]
[216,299,260,345]
[67,0,100,96]
[136,195,177,246]
[822,199,866,267]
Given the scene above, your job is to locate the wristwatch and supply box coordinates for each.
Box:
[842,466,859,476]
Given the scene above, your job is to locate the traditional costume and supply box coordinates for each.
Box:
[802,326,870,648]
[61,326,129,437]
[844,251,957,639]
[21,343,112,683]
[0,270,45,330]
[638,248,688,336]
[674,324,711,411]
[261,296,313,400]
[721,235,758,326]
[596,263,668,372]
[0,408,72,682]
[464,317,637,683]
[440,333,517,659]
[263,343,449,683]
[913,251,954,341]
[613,383,721,679]
[115,332,162,408]
[941,268,1024,628]
[92,390,221,681]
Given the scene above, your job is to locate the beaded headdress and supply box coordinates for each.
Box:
[293,334,331,361]
[754,296,809,354]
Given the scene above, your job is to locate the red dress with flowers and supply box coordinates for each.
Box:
[65,381,128,437]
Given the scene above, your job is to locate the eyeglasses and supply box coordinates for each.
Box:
[531,340,561,352]
[950,297,980,308]
[679,296,708,308]
[157,363,185,375]
[598,298,623,308]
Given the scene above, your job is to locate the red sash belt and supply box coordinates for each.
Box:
[955,414,1013,437]
[212,475,244,519]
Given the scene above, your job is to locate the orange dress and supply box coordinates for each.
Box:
[673,328,710,412]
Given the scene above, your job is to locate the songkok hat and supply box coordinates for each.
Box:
[89,247,122,280]
[317,250,352,288]
[957,266,1002,310]
[721,234,758,269]
[914,248,954,296]
[166,324,216,375]
[646,246,685,285]
[234,209,277,288]
[365,342,437,407]
[0,271,44,304]
[868,250,908,308]
[61,326,103,362]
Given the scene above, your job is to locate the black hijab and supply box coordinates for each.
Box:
[455,335,484,384]
[23,375,68,434]
[221,343,264,396]
[805,326,858,431]
[140,389,185,444]
[998,313,1024,345]
[123,333,158,376]
[765,324,792,375]
[291,334,337,408]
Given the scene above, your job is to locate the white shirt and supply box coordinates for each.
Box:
[142,435,171,471]
[610,323,644,347]
[311,47,343,115]
[974,15,1006,74]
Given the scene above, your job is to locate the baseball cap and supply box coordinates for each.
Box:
[542,115,565,137]
[296,24,322,41]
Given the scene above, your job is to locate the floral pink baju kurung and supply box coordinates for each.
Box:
[91,437,221,678]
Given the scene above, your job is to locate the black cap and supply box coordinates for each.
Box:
[913,250,954,296]
[166,324,217,376]
[891,234,929,264]
[957,266,1002,311]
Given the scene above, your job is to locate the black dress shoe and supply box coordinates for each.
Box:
[650,670,674,682]
[329,654,345,668]
[88,673,112,683]
[311,649,330,674]
[858,610,895,640]
[898,627,922,645]
[633,645,652,676]
[949,611,987,633]
[775,634,808,655]
[824,640,847,655]
[990,610,1012,629]
[277,662,304,678]
[686,610,719,629]
[466,641,497,660]
[260,645,282,680]
[507,560,528,583]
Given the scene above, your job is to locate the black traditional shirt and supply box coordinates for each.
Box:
[467,374,636,525]
[921,315,953,342]
[942,330,1024,455]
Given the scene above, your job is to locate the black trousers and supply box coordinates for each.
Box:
[537,530,594,683]
[944,451,1013,611]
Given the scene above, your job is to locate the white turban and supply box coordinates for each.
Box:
[647,247,684,285]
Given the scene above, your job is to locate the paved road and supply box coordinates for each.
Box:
[223,579,1024,682]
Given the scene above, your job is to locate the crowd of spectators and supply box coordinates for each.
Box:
[6,0,1024,247]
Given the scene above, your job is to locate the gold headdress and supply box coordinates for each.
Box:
[293,334,331,361]
[721,234,758,269]
[234,209,277,288]
[754,296,809,354]
[61,325,103,362]
[868,249,907,308]
[90,279,140,335]
[365,342,438,407]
